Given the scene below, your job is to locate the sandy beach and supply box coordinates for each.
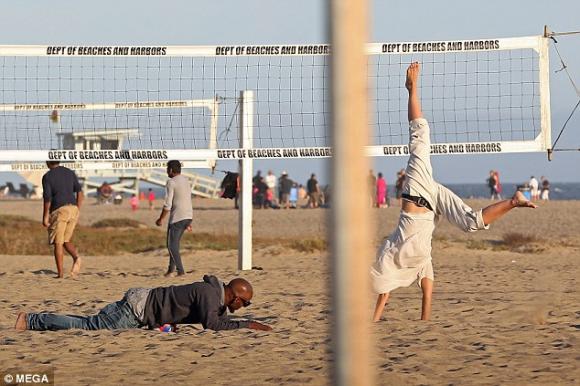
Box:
[0,198,579,385]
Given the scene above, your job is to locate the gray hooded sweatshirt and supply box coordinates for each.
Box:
[142,274,250,330]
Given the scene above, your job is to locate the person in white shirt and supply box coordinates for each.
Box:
[529,176,539,201]
[156,160,193,277]
[265,170,278,205]
[371,63,537,321]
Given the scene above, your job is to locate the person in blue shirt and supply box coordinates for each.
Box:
[41,161,84,279]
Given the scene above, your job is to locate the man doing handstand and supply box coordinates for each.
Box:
[371,62,536,321]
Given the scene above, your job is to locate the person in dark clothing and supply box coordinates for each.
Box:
[252,170,262,186]
[254,177,268,209]
[487,170,499,200]
[395,169,406,206]
[15,275,272,332]
[41,161,84,279]
[278,172,294,209]
[306,173,321,208]
[368,170,377,207]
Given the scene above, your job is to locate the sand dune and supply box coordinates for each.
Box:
[0,198,579,385]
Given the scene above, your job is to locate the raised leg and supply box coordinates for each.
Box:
[481,190,537,225]
[402,62,437,211]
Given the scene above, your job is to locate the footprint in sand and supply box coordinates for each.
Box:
[0,337,17,345]
[551,340,572,349]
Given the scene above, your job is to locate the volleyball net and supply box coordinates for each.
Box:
[0,34,551,170]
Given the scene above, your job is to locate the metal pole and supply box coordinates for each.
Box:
[238,90,254,271]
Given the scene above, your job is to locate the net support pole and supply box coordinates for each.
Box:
[329,0,373,385]
[209,96,220,170]
[538,35,552,155]
[238,90,254,271]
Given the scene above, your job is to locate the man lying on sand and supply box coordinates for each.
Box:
[371,62,537,322]
[15,275,272,332]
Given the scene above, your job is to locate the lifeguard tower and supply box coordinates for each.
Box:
[16,128,221,200]
[57,129,139,151]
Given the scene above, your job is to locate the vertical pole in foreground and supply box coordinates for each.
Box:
[238,90,254,271]
[329,0,373,385]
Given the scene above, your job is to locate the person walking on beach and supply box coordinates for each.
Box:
[289,183,298,208]
[41,161,83,279]
[15,275,272,332]
[487,170,498,199]
[307,173,321,208]
[371,63,537,322]
[254,176,268,209]
[540,176,550,201]
[130,194,139,211]
[376,172,388,208]
[529,176,539,201]
[368,169,377,207]
[265,170,278,206]
[493,171,503,200]
[395,169,405,206]
[148,188,155,210]
[156,160,193,277]
[279,171,293,209]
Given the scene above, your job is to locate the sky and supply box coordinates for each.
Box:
[0,0,578,186]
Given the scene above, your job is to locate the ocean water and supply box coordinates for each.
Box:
[440,182,580,201]
[2,174,579,201]
[42,182,580,200]
[119,182,580,201]
[150,182,580,200]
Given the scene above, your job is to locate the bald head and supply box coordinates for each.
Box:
[228,278,253,299]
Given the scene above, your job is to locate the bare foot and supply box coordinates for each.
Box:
[405,62,420,91]
[164,271,176,278]
[511,191,538,208]
[15,312,27,331]
[70,257,82,278]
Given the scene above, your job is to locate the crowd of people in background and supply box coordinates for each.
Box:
[96,183,156,209]
[0,167,557,210]
[121,168,551,210]
[250,170,326,209]
[487,171,550,201]
[250,168,419,210]
[530,175,550,201]
[366,169,406,209]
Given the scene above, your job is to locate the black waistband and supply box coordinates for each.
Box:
[401,193,433,211]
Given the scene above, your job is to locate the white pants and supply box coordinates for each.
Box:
[404,118,487,232]
[371,119,488,294]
